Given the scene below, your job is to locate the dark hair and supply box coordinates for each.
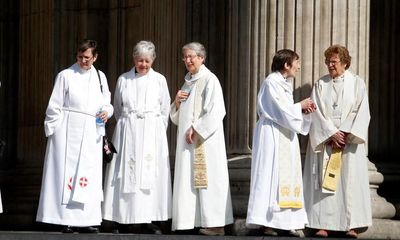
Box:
[324,44,351,70]
[271,49,299,72]
[77,39,98,56]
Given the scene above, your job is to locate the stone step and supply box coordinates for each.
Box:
[0,231,343,240]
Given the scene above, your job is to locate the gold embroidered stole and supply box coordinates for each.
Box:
[192,76,208,189]
[276,76,303,209]
[322,147,343,191]
[277,127,303,209]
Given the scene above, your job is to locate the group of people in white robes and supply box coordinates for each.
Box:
[36,40,233,235]
[246,45,372,238]
[35,38,371,238]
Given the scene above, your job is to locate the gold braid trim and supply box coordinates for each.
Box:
[194,139,208,188]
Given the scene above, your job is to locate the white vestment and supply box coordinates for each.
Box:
[246,72,310,230]
[170,64,233,230]
[102,68,172,223]
[36,63,113,226]
[303,70,372,231]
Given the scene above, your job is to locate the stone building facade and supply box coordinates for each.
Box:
[0,0,399,236]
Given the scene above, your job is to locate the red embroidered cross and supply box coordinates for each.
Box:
[68,177,72,190]
[79,177,88,187]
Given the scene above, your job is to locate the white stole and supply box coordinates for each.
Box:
[120,69,158,193]
[61,69,98,204]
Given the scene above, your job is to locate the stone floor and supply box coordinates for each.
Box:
[2,219,400,240]
[0,231,359,240]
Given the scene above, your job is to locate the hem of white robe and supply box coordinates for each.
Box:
[36,216,101,227]
[102,214,171,224]
[246,216,308,230]
[172,217,234,231]
[306,221,373,231]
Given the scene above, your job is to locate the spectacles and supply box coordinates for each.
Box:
[77,55,94,62]
[182,54,198,61]
[325,60,341,65]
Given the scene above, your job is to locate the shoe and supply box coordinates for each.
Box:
[346,229,358,238]
[281,229,301,237]
[61,226,74,233]
[199,227,225,236]
[146,223,162,234]
[78,226,99,233]
[263,227,278,236]
[315,229,328,238]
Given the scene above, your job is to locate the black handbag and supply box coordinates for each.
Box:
[97,69,117,163]
[103,135,117,163]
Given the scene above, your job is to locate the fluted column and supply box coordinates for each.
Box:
[8,0,54,228]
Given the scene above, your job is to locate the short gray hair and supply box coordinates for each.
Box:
[133,41,156,60]
[182,42,207,60]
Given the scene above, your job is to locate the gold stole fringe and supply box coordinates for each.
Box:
[322,147,343,191]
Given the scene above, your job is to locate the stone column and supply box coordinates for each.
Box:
[4,0,55,228]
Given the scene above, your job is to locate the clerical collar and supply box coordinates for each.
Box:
[332,74,344,83]
[185,65,205,82]
[79,66,92,74]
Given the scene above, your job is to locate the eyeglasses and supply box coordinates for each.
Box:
[77,55,94,62]
[325,60,341,65]
[182,54,198,61]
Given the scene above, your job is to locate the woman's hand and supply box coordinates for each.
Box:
[300,98,317,114]
[329,131,347,148]
[97,110,109,124]
[175,90,189,109]
[185,127,197,144]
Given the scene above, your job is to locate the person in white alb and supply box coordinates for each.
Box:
[36,39,113,233]
[303,45,372,238]
[246,49,316,237]
[170,42,233,236]
[102,40,172,234]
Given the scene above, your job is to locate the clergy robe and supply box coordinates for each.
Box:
[36,63,113,226]
[170,64,233,230]
[303,70,372,231]
[246,72,310,230]
[102,68,172,223]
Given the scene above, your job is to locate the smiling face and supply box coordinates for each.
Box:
[325,53,347,78]
[134,55,154,75]
[182,49,204,75]
[76,48,97,70]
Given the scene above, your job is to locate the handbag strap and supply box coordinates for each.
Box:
[96,69,103,93]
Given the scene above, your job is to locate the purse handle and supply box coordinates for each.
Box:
[96,69,103,93]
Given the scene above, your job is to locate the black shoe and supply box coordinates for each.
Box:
[61,226,74,233]
[147,223,162,234]
[78,226,99,233]
[281,229,301,237]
